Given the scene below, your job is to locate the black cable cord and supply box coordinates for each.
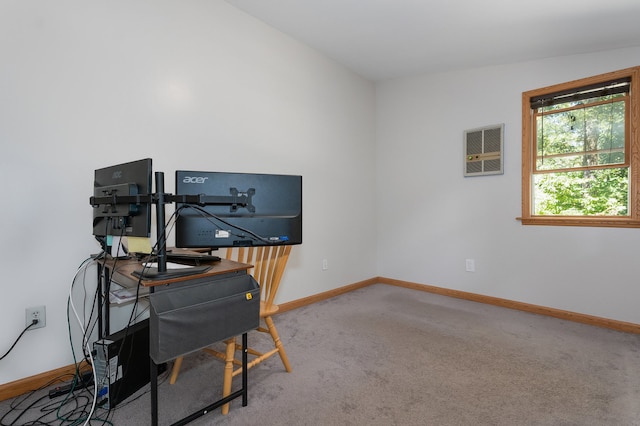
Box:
[81,287,100,365]
[177,203,271,245]
[0,320,38,361]
[91,224,166,423]
[49,216,179,425]
[1,390,50,426]
[61,256,115,426]
[79,259,101,365]
[0,372,78,426]
[3,255,125,425]
[102,221,170,418]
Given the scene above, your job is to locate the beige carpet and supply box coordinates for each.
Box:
[2,283,640,425]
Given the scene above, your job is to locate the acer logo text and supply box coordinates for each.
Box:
[182,176,209,184]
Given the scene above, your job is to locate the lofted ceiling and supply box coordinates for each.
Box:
[226,0,640,81]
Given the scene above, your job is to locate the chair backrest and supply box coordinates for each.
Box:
[225,245,292,309]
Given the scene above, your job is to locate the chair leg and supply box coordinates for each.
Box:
[264,316,292,372]
[221,337,236,415]
[169,356,183,385]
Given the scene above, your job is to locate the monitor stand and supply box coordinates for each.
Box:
[136,171,214,281]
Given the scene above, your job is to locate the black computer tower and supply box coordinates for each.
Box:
[93,318,164,408]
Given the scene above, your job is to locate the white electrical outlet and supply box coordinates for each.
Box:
[26,305,46,330]
[322,259,328,270]
[465,259,475,272]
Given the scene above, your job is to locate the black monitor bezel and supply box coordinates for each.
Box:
[174,170,302,248]
[92,158,153,238]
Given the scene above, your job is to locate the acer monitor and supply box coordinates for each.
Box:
[91,158,153,238]
[174,171,302,248]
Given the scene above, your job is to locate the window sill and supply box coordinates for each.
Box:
[517,216,640,228]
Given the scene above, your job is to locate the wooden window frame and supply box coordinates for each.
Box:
[521,66,640,228]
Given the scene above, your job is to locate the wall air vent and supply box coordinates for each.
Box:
[464,124,504,177]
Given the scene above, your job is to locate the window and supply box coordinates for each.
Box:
[521,66,640,227]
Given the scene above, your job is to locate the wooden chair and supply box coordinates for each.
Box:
[169,245,293,414]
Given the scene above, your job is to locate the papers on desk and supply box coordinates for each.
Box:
[109,286,149,304]
[143,262,198,270]
[109,262,197,304]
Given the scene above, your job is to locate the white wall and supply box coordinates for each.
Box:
[2,0,638,388]
[0,1,377,384]
[376,46,640,325]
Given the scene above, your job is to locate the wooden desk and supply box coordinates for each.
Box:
[101,257,251,337]
[110,258,252,287]
[98,257,257,426]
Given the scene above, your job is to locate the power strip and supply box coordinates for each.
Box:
[49,371,94,398]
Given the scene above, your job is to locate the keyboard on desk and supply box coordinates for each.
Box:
[164,252,221,265]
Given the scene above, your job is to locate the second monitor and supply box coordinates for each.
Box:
[174,171,302,249]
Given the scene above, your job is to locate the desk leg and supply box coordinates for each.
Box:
[242,333,248,407]
[151,360,158,426]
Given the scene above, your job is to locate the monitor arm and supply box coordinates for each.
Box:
[89,174,256,276]
[167,187,256,213]
[90,185,154,217]
[90,188,256,214]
